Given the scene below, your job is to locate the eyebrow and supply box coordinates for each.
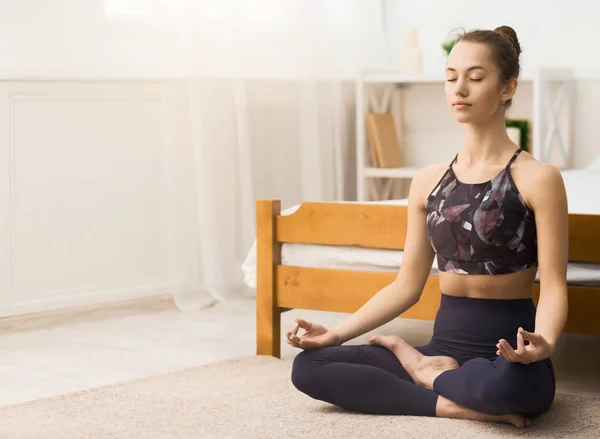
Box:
[446,66,486,72]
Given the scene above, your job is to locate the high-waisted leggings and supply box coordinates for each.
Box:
[291,294,556,418]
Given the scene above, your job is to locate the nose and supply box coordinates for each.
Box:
[454,77,468,98]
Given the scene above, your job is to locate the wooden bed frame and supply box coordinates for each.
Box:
[256,200,600,358]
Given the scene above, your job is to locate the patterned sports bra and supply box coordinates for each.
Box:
[426,148,537,275]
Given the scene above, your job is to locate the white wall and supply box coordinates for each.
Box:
[0,1,186,316]
[383,0,600,79]
[0,1,599,315]
[0,80,169,317]
[379,0,600,170]
[1,0,599,79]
[0,0,184,78]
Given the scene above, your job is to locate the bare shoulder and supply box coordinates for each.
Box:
[413,162,450,190]
[511,152,566,209]
[410,162,450,201]
[512,151,564,185]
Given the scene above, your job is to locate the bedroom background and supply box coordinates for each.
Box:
[0,0,598,320]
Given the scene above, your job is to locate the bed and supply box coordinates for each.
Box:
[245,166,600,358]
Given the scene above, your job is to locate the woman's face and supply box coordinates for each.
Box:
[444,41,515,124]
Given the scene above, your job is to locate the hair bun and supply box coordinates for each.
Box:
[494,26,521,56]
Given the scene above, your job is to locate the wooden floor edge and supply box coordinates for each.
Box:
[0,293,177,334]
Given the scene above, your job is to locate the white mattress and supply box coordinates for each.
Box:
[242,169,600,288]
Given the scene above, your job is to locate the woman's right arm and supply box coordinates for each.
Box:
[329,166,441,345]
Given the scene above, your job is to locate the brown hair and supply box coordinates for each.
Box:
[449,26,522,109]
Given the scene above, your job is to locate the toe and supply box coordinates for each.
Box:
[512,416,524,429]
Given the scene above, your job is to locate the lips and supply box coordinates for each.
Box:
[453,102,471,106]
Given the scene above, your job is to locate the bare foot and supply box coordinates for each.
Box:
[437,396,532,429]
[369,334,459,390]
[369,335,532,429]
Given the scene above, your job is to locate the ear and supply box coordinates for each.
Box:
[500,78,518,104]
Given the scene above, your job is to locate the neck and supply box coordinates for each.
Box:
[459,111,515,165]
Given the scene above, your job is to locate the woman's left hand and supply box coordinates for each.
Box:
[496,327,553,364]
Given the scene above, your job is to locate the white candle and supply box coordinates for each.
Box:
[402,49,422,75]
[403,27,419,49]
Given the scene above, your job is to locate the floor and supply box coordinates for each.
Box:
[1,297,599,406]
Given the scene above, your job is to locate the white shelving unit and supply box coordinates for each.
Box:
[363,167,422,178]
[355,68,574,201]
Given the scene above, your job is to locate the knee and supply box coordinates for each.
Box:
[435,357,554,417]
[478,376,519,415]
[482,360,553,416]
[441,359,525,415]
[291,350,321,396]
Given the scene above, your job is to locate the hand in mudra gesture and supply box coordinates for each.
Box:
[496,327,553,364]
[286,318,341,350]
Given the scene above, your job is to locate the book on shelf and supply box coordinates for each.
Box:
[366,112,404,168]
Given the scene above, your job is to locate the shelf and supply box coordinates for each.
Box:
[363,167,421,179]
[360,71,445,84]
[360,70,536,84]
[356,67,574,201]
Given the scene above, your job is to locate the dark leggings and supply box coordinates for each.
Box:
[291,294,556,418]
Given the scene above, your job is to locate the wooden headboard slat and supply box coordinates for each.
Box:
[276,202,407,250]
[275,202,600,263]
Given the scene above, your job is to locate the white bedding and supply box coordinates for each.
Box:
[242,168,600,288]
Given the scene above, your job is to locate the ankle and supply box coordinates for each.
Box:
[436,396,459,418]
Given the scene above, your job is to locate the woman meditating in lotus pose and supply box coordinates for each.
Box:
[287,25,568,429]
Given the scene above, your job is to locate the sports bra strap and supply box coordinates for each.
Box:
[505,148,522,168]
[452,148,521,169]
[427,155,457,198]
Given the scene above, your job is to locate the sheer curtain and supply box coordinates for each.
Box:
[153,0,389,310]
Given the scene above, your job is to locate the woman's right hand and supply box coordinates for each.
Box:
[286,318,342,350]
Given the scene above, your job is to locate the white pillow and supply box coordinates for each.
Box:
[561,170,600,214]
[587,154,600,173]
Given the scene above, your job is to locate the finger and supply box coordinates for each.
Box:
[496,340,506,358]
[502,340,520,362]
[292,335,314,349]
[286,329,297,343]
[288,335,302,348]
[286,322,299,338]
[497,341,512,362]
[520,328,542,344]
[295,318,312,331]
[499,339,520,362]
[516,328,526,354]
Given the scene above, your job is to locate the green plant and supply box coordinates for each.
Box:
[505,119,530,152]
[442,39,457,56]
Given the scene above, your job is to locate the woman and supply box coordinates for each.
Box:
[287,26,568,429]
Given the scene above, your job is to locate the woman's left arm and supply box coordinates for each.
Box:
[497,163,569,364]
[529,164,569,355]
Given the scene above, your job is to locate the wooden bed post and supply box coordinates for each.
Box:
[256,200,281,358]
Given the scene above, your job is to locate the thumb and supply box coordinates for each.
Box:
[295,318,312,331]
[519,327,542,343]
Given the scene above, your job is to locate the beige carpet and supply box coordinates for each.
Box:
[1,356,599,439]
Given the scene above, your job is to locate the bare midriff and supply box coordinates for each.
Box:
[438,266,537,299]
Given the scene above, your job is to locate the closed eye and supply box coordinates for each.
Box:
[446,78,483,82]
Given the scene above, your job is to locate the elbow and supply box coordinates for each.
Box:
[390,278,422,306]
[408,291,422,307]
